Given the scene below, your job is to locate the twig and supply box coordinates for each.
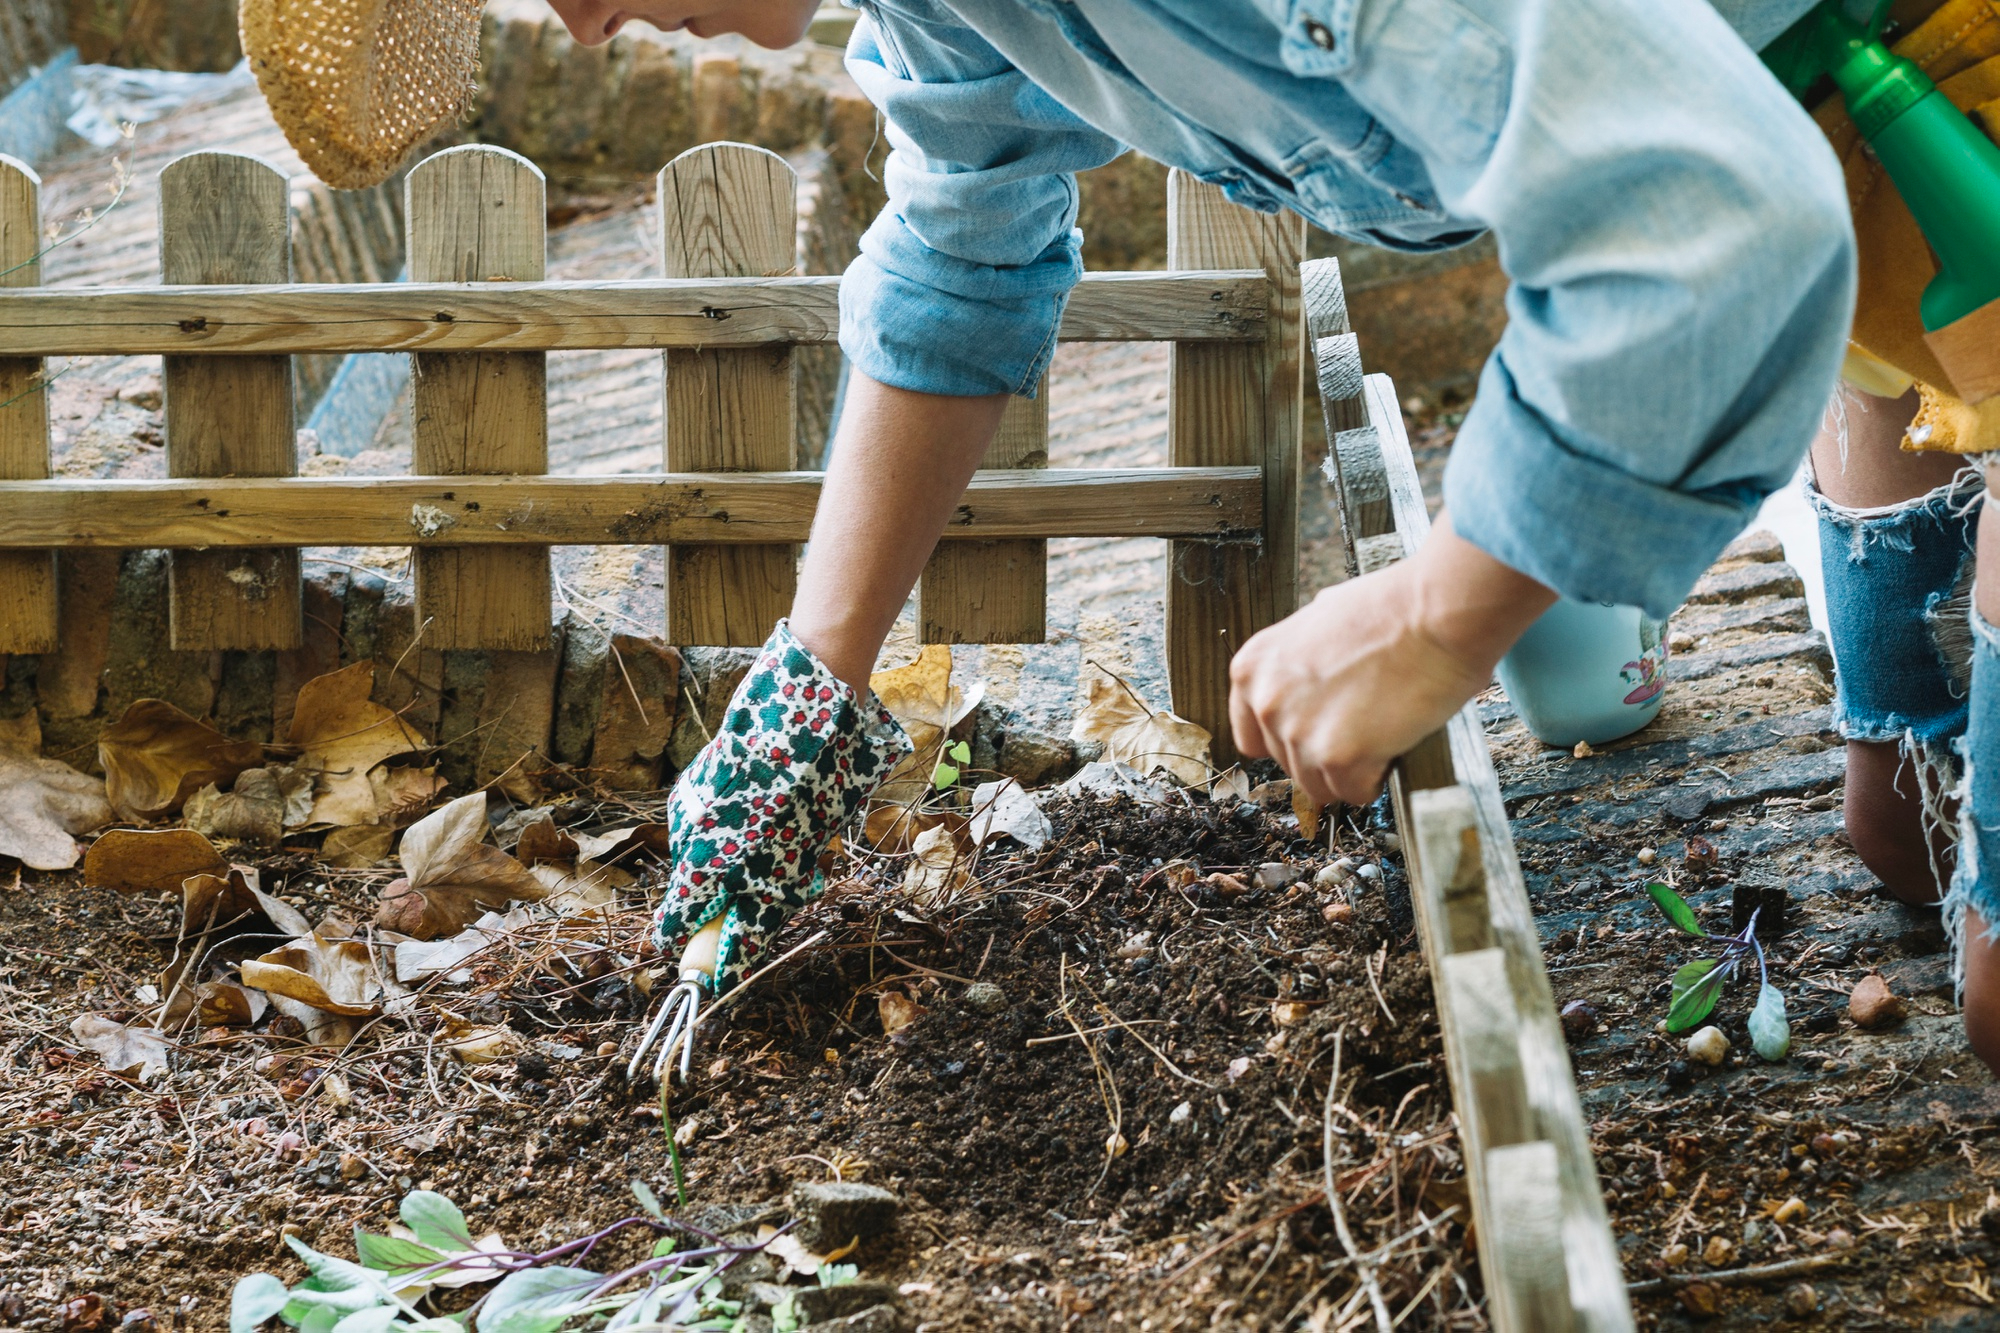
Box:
[1366,943,1397,1028]
[1627,1252,1845,1295]
[1323,1028,1393,1333]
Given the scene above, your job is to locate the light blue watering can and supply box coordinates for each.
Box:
[1495,599,1669,749]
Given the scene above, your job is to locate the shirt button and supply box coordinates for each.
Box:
[1303,19,1336,50]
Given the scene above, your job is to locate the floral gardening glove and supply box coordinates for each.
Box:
[655,620,912,992]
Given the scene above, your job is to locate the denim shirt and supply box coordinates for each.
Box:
[836,0,1855,618]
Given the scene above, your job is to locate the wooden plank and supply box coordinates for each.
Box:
[0,154,56,654]
[1302,258,1376,581]
[1164,172,1304,760]
[159,152,302,651]
[407,145,551,652]
[919,381,1047,644]
[0,271,1269,356]
[660,142,797,647]
[1351,368,1631,1333]
[0,467,1264,549]
[1486,1142,1579,1333]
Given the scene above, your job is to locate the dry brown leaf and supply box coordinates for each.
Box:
[900,824,970,908]
[70,1014,172,1082]
[0,746,113,870]
[514,816,578,865]
[290,663,427,827]
[96,699,262,821]
[527,858,629,915]
[242,931,385,1016]
[440,1017,525,1064]
[265,993,359,1048]
[83,828,227,892]
[158,867,313,1026]
[1291,785,1323,843]
[193,978,270,1027]
[375,792,545,939]
[1069,665,1213,787]
[183,765,315,848]
[967,779,1052,850]
[319,824,396,868]
[369,765,448,826]
[878,990,924,1036]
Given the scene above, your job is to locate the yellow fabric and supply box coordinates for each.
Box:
[1816,0,2000,451]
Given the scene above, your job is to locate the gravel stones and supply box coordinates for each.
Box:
[790,1181,900,1250]
[1849,973,1906,1030]
[961,982,1006,1015]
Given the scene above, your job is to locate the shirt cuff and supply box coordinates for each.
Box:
[1442,359,1778,622]
[839,215,1081,398]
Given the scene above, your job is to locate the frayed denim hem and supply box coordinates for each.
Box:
[1947,610,2000,1002]
[1808,467,1980,750]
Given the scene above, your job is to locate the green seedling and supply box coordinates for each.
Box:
[1645,882,1790,1061]
[931,740,971,790]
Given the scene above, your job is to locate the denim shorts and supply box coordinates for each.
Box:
[1810,469,1982,750]
[1955,611,2000,938]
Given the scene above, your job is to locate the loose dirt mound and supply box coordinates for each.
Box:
[0,794,1477,1331]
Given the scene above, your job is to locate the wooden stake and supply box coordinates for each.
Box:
[159,152,302,651]
[406,146,552,651]
[920,380,1048,644]
[1164,172,1303,760]
[659,143,798,646]
[0,154,56,654]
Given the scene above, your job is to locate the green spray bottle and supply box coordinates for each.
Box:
[1764,0,2000,393]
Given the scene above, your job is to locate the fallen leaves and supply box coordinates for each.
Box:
[867,647,983,850]
[376,792,545,939]
[70,1014,172,1082]
[900,824,970,907]
[241,932,386,1016]
[967,779,1051,850]
[0,746,113,870]
[1070,664,1212,787]
[289,662,428,827]
[83,828,227,892]
[183,764,314,847]
[97,699,262,821]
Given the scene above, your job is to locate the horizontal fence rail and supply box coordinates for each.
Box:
[0,466,1263,548]
[0,271,1269,356]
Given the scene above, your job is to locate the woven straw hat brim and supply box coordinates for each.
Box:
[242,0,485,190]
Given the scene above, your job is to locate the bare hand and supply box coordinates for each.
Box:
[1229,513,1555,806]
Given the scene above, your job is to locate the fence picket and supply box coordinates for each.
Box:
[0,155,56,654]
[919,382,1049,644]
[1164,173,1304,761]
[406,146,552,651]
[160,152,303,651]
[659,143,798,646]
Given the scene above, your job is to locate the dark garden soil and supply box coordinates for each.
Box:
[0,792,1480,1331]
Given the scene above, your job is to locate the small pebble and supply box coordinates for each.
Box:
[1313,864,1346,892]
[1773,1197,1807,1224]
[1559,1000,1599,1042]
[962,981,1007,1015]
[1686,1026,1730,1066]
[1825,1227,1854,1250]
[1702,1236,1733,1266]
[595,1042,619,1058]
[1354,862,1382,883]
[338,1153,365,1181]
[1322,902,1353,925]
[1207,872,1251,898]
[1784,1284,1819,1317]
[1849,973,1907,1030]
[1105,1130,1129,1158]
[1168,1100,1192,1126]
[1740,1219,1765,1248]
[1661,1242,1690,1268]
[1115,932,1154,960]
[1573,740,1595,759]
[1375,832,1401,853]
[1678,1282,1721,1318]
[1636,847,1657,866]
[1253,862,1295,891]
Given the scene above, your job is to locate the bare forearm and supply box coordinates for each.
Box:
[790,371,1009,688]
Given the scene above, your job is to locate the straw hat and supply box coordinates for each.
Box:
[241,0,486,189]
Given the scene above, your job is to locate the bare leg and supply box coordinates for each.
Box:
[1812,388,1963,906]
[1967,493,2000,1075]
[788,372,1009,688]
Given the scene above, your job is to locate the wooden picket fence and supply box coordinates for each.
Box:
[0,140,1302,752]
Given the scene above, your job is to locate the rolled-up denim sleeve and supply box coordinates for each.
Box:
[1308,0,1854,618]
[840,2,1125,397]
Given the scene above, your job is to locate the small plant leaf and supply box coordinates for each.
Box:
[353,1230,443,1275]
[631,1179,664,1220]
[651,1236,679,1258]
[296,1309,340,1333]
[479,1267,603,1333]
[948,740,970,764]
[330,1308,402,1333]
[817,1262,860,1289]
[229,1274,291,1333]
[399,1191,474,1251]
[1666,959,1726,1033]
[1646,883,1705,936]
[1749,982,1791,1061]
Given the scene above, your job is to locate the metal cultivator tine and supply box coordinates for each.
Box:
[627,977,704,1085]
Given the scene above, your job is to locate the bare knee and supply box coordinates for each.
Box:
[1844,741,1951,906]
